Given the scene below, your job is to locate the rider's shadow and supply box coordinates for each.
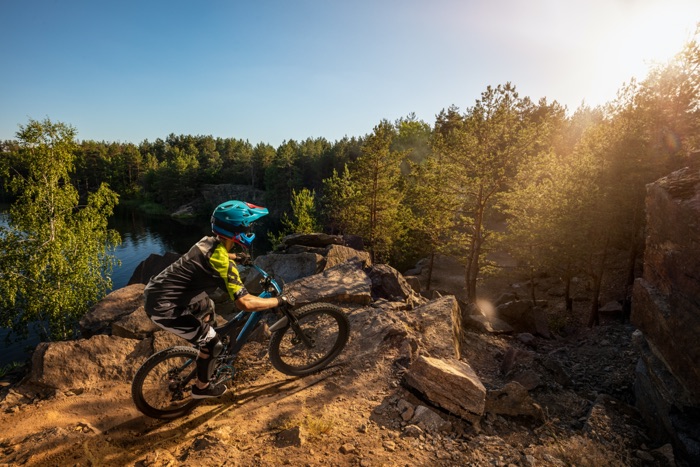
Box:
[229,365,343,410]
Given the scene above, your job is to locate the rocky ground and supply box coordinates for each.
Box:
[0,256,679,467]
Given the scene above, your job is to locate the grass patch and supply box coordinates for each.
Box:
[0,361,24,378]
[268,410,337,438]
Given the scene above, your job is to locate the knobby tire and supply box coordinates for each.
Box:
[268,302,349,376]
[131,346,201,419]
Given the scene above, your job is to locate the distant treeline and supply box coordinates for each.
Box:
[2,32,699,327]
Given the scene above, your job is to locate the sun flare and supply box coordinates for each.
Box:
[587,1,699,104]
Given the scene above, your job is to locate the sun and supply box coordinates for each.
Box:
[586,1,699,105]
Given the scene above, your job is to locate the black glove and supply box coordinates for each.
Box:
[236,252,251,265]
[277,294,296,307]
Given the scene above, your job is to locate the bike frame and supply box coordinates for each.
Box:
[213,264,284,362]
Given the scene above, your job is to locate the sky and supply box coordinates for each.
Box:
[1,0,699,147]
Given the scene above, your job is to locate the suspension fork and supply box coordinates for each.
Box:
[270,308,315,348]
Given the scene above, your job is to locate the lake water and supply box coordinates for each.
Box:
[0,204,211,366]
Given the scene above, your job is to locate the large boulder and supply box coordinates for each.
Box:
[368,264,416,303]
[79,284,145,337]
[495,300,550,338]
[111,305,160,339]
[245,252,324,293]
[410,296,463,360]
[285,258,372,305]
[632,166,700,465]
[632,167,700,399]
[29,335,150,390]
[127,252,181,285]
[404,355,486,424]
[323,244,371,270]
[281,233,344,249]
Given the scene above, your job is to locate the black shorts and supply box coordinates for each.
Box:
[144,293,215,345]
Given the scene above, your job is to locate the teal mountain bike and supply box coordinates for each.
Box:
[131,264,350,419]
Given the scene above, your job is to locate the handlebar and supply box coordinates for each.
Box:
[249,264,283,298]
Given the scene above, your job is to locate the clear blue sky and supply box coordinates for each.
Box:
[1,0,698,147]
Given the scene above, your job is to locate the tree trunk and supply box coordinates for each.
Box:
[588,272,602,327]
[564,262,573,312]
[587,236,610,327]
[426,250,435,291]
[465,187,486,304]
[564,276,573,312]
[529,267,537,305]
[465,224,482,303]
[622,236,638,322]
[622,204,643,322]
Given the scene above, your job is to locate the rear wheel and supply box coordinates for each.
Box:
[131,346,201,419]
[269,302,349,376]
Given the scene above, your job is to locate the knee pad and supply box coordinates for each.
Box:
[199,298,216,324]
[204,334,224,358]
[197,335,223,382]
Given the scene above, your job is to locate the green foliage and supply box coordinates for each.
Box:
[405,152,459,288]
[393,113,432,164]
[0,118,120,340]
[501,147,600,303]
[320,164,362,235]
[433,83,541,302]
[268,188,320,248]
[350,120,408,263]
[0,361,24,378]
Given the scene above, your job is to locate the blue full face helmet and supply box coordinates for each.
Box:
[211,200,269,248]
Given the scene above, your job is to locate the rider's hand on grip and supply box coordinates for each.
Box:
[277,294,296,308]
[235,252,252,265]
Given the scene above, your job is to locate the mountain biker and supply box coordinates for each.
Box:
[144,200,294,399]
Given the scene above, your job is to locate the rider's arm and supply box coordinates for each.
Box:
[235,293,281,312]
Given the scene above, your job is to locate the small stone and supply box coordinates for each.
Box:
[276,426,305,448]
[383,440,396,452]
[403,425,424,438]
[339,443,356,454]
[635,450,655,462]
[653,444,675,465]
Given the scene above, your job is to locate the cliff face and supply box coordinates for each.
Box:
[632,166,700,465]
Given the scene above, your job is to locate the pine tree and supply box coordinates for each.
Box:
[350,121,407,263]
[434,84,534,303]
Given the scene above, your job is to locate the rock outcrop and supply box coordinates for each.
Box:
[285,258,373,305]
[127,252,181,285]
[78,284,146,337]
[404,356,486,424]
[632,166,700,465]
[30,335,149,391]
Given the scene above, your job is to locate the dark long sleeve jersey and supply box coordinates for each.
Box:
[144,236,247,311]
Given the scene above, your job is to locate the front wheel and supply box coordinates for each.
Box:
[131,346,201,419]
[269,302,350,377]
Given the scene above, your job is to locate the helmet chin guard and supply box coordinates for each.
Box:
[233,232,256,248]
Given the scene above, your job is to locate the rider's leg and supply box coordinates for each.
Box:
[146,294,226,396]
[196,330,223,388]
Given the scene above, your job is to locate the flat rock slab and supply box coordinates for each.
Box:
[404,355,486,423]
